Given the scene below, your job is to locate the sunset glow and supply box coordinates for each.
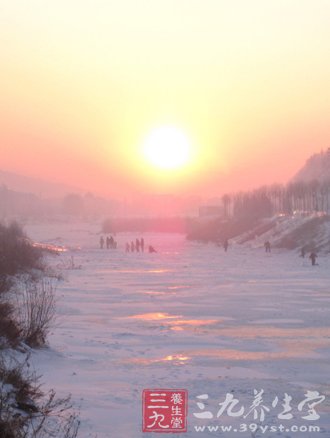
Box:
[0,1,330,199]
[142,126,192,170]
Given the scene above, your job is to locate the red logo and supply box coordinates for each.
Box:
[142,389,188,433]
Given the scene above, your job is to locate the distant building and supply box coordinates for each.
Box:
[198,205,224,218]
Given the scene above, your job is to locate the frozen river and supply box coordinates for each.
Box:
[26,223,330,437]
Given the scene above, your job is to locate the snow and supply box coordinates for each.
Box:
[25,223,330,437]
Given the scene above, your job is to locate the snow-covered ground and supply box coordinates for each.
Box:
[25,223,330,437]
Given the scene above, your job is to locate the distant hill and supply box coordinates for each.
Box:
[188,149,330,252]
[292,149,330,183]
[0,169,83,198]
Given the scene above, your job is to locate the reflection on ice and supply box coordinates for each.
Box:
[33,242,68,252]
[142,291,176,296]
[148,269,171,273]
[164,354,189,362]
[127,312,179,321]
[124,339,327,367]
[169,319,218,331]
[108,268,171,274]
[167,285,189,290]
[142,284,190,296]
[124,354,190,366]
[126,312,219,330]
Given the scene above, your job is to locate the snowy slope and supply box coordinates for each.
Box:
[234,213,330,254]
[23,223,330,437]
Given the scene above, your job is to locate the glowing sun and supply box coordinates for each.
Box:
[142,126,192,170]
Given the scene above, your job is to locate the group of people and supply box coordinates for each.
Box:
[222,238,318,266]
[99,235,157,253]
[125,238,157,253]
[125,238,145,253]
[99,235,117,249]
[263,240,318,266]
[100,234,318,264]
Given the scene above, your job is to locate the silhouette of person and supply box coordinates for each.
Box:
[140,237,145,252]
[300,247,306,258]
[148,245,157,253]
[309,252,317,266]
[223,239,229,252]
[99,236,105,249]
[125,243,130,253]
[109,236,115,248]
[264,241,271,253]
[131,241,135,252]
[136,238,140,253]
[106,236,111,249]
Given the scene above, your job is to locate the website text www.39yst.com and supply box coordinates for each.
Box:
[193,423,321,434]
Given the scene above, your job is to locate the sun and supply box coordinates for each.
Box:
[142,126,192,170]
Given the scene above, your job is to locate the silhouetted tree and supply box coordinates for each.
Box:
[221,194,231,218]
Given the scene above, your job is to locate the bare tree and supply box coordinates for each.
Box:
[14,279,56,348]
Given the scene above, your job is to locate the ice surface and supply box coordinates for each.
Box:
[26,223,330,437]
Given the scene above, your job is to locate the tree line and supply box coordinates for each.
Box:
[221,179,330,220]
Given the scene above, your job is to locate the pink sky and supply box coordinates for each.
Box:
[1,0,330,199]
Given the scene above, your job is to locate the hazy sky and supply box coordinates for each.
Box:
[1,0,330,199]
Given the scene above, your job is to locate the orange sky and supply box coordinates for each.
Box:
[1,0,330,199]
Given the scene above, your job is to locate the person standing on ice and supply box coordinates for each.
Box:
[309,252,317,266]
[140,237,145,252]
[99,236,105,249]
[125,242,130,253]
[135,238,140,252]
[131,241,135,252]
[223,239,229,252]
[264,241,271,253]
